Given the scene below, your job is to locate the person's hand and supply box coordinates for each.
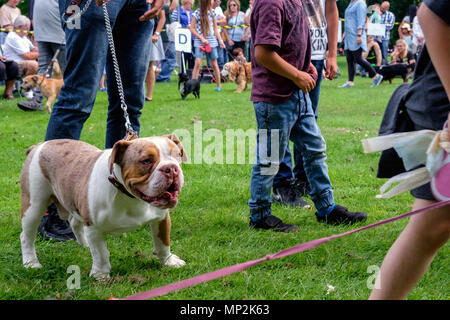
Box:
[309,62,317,78]
[0,56,6,61]
[95,0,109,6]
[201,37,209,45]
[228,39,234,47]
[294,70,316,93]
[152,33,158,43]
[219,40,226,49]
[440,113,450,153]
[139,0,163,21]
[356,34,362,45]
[325,56,338,80]
[241,34,249,42]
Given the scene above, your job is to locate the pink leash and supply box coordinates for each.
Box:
[121,200,450,300]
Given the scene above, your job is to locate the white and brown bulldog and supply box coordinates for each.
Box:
[20,134,187,279]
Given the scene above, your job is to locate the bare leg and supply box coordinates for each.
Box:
[210,59,221,89]
[192,57,202,80]
[4,79,15,96]
[369,199,450,299]
[145,61,155,100]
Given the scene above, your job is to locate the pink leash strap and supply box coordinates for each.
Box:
[123,200,450,300]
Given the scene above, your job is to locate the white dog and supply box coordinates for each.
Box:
[20,134,187,279]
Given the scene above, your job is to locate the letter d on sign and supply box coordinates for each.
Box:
[67,265,81,290]
[175,28,192,53]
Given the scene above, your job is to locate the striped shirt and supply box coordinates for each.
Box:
[192,9,218,48]
[380,11,395,40]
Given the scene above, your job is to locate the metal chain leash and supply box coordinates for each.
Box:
[64,0,93,26]
[64,0,136,137]
[101,2,136,137]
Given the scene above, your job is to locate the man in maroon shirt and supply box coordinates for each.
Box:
[248,0,367,232]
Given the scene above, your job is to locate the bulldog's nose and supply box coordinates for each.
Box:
[159,164,179,177]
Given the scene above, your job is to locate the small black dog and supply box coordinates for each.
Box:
[178,73,200,100]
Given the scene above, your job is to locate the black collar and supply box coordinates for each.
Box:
[108,171,135,199]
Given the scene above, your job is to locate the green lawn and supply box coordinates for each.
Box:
[0,57,448,300]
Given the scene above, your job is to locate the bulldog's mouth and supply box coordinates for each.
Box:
[132,182,180,208]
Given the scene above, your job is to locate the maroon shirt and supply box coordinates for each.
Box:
[250,0,315,103]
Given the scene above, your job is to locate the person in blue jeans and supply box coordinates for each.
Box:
[156,0,177,82]
[272,0,339,208]
[46,0,160,147]
[40,0,162,240]
[249,0,367,232]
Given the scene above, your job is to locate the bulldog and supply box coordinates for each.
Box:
[20,134,187,280]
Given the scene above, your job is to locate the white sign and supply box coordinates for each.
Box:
[175,28,192,53]
[367,23,386,36]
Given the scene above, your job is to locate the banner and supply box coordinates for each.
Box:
[367,23,386,36]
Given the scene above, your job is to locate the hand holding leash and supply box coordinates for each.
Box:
[139,0,164,21]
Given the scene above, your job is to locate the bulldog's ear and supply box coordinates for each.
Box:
[32,75,39,82]
[164,133,188,163]
[109,140,132,173]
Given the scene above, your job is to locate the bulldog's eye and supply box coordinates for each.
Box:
[141,159,152,165]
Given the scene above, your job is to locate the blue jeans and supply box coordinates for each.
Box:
[37,42,66,76]
[273,59,325,189]
[157,41,176,82]
[46,0,154,148]
[194,46,219,60]
[381,40,389,63]
[249,91,334,221]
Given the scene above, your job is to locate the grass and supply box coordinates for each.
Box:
[0,57,448,300]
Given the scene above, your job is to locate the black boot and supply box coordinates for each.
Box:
[38,204,76,242]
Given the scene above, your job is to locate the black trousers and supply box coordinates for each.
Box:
[345,48,377,82]
[0,60,20,81]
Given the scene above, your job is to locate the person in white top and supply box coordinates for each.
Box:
[412,9,424,55]
[3,15,38,76]
[0,0,21,45]
[212,0,227,67]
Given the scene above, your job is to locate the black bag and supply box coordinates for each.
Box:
[376,83,415,178]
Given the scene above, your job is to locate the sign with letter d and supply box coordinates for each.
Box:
[175,28,192,53]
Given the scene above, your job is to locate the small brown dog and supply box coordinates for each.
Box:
[220,61,252,93]
[21,75,64,114]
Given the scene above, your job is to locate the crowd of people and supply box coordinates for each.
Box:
[341,1,424,87]
[0,0,429,104]
[1,0,448,301]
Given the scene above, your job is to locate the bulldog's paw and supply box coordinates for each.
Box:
[23,259,42,269]
[161,254,186,268]
[89,269,111,281]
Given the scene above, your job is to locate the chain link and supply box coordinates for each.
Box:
[102,2,135,136]
[63,0,93,26]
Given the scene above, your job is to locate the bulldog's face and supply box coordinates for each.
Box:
[110,135,187,209]
[21,75,41,92]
